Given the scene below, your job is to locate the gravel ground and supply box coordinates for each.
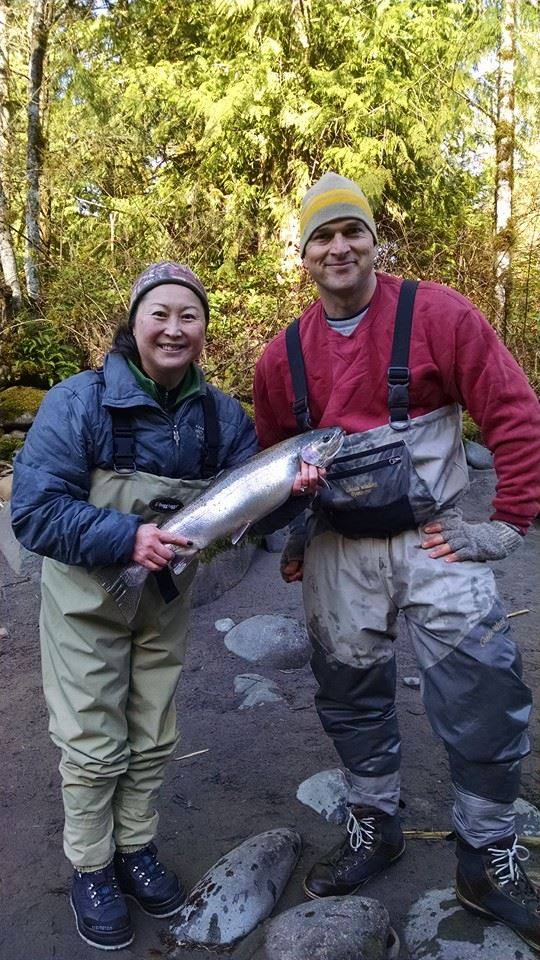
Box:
[0,468,538,960]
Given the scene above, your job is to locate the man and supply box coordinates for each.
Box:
[253,172,540,951]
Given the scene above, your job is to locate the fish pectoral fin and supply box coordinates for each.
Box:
[170,553,198,576]
[230,522,251,545]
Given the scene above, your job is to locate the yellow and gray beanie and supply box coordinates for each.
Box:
[299,172,377,256]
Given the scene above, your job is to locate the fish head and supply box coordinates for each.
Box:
[299,427,345,466]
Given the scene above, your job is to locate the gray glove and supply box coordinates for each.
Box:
[280,531,307,581]
[436,518,523,561]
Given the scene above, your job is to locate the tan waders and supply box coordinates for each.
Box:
[40,468,210,869]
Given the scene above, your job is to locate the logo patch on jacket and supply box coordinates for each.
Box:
[149,497,184,513]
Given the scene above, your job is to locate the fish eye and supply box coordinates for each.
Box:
[322,434,331,441]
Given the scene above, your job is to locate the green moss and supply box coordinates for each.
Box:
[462,411,481,443]
[0,434,25,461]
[0,386,47,423]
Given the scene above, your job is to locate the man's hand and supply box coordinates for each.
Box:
[292,460,326,497]
[421,518,523,563]
[280,532,307,583]
[132,523,194,571]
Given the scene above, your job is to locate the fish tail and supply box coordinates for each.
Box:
[98,561,149,622]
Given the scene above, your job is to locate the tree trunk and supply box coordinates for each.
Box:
[291,0,310,51]
[24,0,53,307]
[0,1,22,310]
[494,0,516,341]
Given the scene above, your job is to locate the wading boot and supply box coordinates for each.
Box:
[456,832,540,952]
[114,843,186,918]
[71,862,133,951]
[303,805,405,899]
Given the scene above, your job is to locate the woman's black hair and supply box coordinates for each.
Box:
[110,321,141,364]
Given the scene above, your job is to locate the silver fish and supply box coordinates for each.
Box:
[99,427,344,621]
[171,828,302,948]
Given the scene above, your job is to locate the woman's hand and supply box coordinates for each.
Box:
[292,461,326,497]
[132,523,194,571]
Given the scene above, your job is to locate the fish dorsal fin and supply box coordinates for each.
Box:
[230,523,250,545]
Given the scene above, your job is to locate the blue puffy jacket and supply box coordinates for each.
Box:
[11,352,259,567]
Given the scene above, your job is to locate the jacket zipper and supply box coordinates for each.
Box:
[330,456,402,480]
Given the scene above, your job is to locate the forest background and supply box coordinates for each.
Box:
[0,0,538,454]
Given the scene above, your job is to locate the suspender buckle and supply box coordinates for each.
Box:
[292,397,309,415]
[387,366,410,385]
[291,398,311,429]
[389,415,411,431]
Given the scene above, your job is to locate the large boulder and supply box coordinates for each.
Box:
[253,896,398,960]
[224,614,311,670]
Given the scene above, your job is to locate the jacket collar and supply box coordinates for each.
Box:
[102,352,207,409]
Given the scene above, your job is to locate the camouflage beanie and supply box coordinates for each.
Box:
[299,172,377,256]
[128,261,209,325]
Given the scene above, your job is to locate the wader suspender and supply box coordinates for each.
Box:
[110,392,220,477]
[285,279,419,433]
[110,393,220,603]
[285,319,312,431]
[387,279,419,430]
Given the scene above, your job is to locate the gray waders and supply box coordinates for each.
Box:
[40,468,210,869]
[286,280,532,847]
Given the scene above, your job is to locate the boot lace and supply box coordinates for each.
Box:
[488,837,538,901]
[347,809,376,852]
[128,846,166,886]
[86,874,121,907]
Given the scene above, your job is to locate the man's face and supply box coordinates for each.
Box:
[302,218,376,301]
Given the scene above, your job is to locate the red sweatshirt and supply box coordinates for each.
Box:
[253,273,540,532]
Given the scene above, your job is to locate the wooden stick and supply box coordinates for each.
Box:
[403,829,540,847]
[172,748,210,761]
[506,609,530,619]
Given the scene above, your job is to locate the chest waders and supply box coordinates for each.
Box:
[40,410,216,870]
[286,281,531,846]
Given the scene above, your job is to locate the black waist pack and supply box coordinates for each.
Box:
[315,438,435,538]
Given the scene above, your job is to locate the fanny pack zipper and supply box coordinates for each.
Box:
[332,440,405,465]
[329,455,402,480]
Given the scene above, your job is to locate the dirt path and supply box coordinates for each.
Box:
[1,469,538,960]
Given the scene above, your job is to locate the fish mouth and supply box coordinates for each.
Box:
[300,427,345,466]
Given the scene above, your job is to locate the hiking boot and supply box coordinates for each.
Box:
[303,805,405,899]
[455,832,540,951]
[71,862,133,951]
[114,843,186,918]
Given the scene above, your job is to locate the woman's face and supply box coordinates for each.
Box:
[132,283,206,388]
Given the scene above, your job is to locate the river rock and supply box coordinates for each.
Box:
[224,615,311,670]
[253,895,398,960]
[234,674,284,709]
[404,886,537,959]
[171,828,301,948]
[515,797,540,837]
[464,440,494,470]
[215,617,236,632]
[296,769,349,824]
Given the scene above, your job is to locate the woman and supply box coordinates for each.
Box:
[11,262,269,950]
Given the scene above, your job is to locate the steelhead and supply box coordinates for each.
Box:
[99,427,344,621]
